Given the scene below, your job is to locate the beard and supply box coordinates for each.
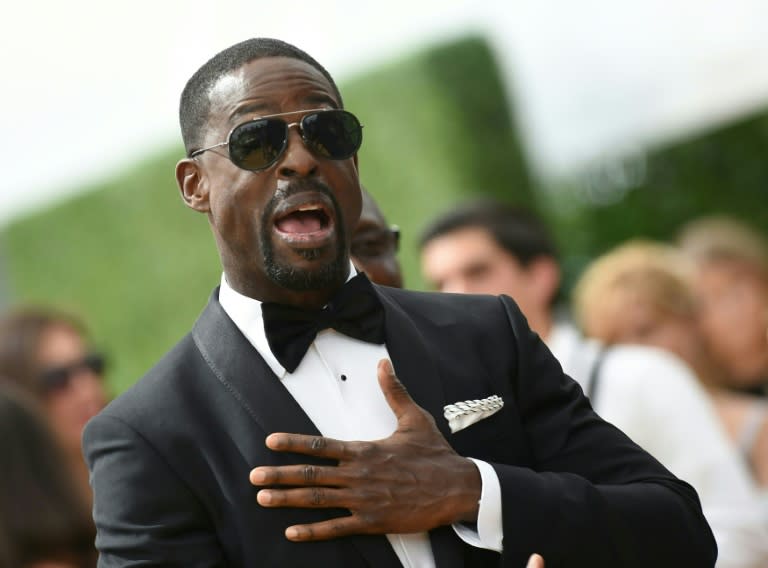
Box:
[259,179,350,291]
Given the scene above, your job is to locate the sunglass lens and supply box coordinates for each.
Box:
[302,110,362,159]
[84,352,106,375]
[229,119,287,171]
[39,368,72,392]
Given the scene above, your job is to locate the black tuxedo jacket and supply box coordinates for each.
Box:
[83,286,716,567]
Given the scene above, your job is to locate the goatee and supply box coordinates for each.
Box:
[260,179,349,291]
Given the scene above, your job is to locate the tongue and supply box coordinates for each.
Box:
[275,210,324,234]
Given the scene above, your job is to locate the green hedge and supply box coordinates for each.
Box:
[543,110,768,290]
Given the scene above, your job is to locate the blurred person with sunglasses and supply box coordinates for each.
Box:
[0,307,109,510]
[0,383,97,567]
[82,38,715,567]
[678,216,768,397]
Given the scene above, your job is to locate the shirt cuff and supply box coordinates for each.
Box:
[451,458,503,552]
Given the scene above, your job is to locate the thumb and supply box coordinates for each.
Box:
[377,358,415,421]
[526,553,544,568]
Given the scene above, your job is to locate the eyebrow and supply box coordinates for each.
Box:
[229,95,340,124]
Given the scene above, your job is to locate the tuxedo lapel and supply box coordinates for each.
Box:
[192,289,403,568]
[192,288,319,438]
[378,289,453,440]
[430,525,466,568]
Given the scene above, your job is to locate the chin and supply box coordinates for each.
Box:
[265,248,349,292]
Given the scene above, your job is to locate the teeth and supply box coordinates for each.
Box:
[297,205,321,212]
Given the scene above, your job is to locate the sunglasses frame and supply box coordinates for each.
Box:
[189,108,363,172]
[350,224,401,260]
[37,352,106,394]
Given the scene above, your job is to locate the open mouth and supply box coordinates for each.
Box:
[273,202,334,245]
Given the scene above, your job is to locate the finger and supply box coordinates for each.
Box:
[249,464,348,487]
[256,486,350,508]
[264,432,354,459]
[284,515,366,542]
[526,553,545,568]
[376,358,415,421]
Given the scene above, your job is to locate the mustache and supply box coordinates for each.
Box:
[273,178,335,201]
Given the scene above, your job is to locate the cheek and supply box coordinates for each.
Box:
[44,395,80,437]
[210,188,264,240]
[331,166,362,230]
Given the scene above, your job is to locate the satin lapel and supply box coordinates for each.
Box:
[192,288,319,438]
[192,289,403,568]
[378,290,453,441]
[430,525,466,568]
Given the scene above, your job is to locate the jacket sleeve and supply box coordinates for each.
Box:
[82,413,225,567]
[493,295,717,568]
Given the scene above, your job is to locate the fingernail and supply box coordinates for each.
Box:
[250,469,266,484]
[286,527,299,539]
[258,490,272,504]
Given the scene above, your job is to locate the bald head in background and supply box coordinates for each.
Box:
[351,188,403,288]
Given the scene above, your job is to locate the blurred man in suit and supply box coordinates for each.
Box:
[351,187,402,288]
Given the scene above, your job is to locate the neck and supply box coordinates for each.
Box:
[528,310,554,341]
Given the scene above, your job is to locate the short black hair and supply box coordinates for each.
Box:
[179,38,343,155]
[419,199,558,266]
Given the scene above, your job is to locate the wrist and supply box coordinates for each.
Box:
[449,457,482,523]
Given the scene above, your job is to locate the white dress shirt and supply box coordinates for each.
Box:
[218,268,503,567]
[548,321,768,568]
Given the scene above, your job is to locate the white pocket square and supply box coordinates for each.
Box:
[443,395,504,434]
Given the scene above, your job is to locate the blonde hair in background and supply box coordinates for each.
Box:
[678,215,768,280]
[572,240,697,340]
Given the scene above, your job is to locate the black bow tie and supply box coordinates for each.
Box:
[261,273,386,373]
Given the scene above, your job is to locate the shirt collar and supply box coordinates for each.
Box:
[218,261,358,378]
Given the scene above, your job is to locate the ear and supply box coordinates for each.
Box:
[528,257,561,306]
[176,158,210,213]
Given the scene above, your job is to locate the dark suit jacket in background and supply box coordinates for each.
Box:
[83,286,717,567]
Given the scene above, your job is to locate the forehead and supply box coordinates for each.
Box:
[207,56,339,128]
[423,227,523,276]
[357,194,386,228]
[430,227,507,258]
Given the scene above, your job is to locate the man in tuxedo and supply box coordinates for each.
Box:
[83,38,716,567]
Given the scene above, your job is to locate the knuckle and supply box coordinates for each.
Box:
[357,441,376,458]
[302,465,318,483]
[310,437,327,451]
[356,466,371,481]
[311,487,325,506]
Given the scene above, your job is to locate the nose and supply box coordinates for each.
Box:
[277,122,319,178]
[68,370,107,413]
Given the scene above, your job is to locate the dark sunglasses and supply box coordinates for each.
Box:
[37,352,106,394]
[351,225,401,259]
[189,108,363,171]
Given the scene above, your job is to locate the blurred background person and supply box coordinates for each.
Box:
[419,200,560,339]
[677,216,768,397]
[572,240,768,490]
[0,383,96,567]
[350,186,403,288]
[0,307,109,510]
[419,200,768,567]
